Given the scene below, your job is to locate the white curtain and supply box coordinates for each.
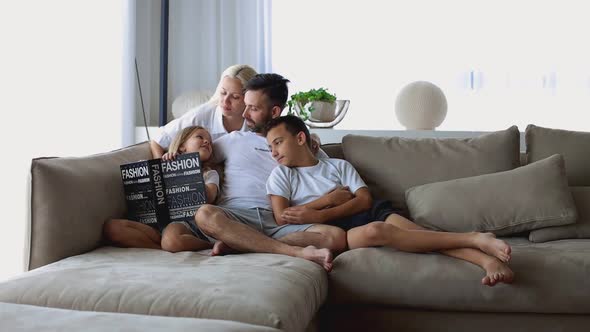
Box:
[167,0,271,118]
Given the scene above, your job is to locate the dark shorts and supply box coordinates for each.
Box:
[326,200,403,231]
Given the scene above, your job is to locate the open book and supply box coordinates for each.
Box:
[120,152,207,231]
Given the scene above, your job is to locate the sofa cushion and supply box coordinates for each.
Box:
[526,124,590,186]
[0,247,326,332]
[529,187,590,242]
[328,238,590,313]
[0,302,280,332]
[405,154,577,236]
[28,142,152,270]
[342,126,520,212]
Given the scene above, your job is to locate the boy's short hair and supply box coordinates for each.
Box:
[265,115,311,148]
[244,73,290,109]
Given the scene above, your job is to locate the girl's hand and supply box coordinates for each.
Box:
[161,152,179,161]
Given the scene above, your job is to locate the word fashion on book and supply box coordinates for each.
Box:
[120,152,207,231]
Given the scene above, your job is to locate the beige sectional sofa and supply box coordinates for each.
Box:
[1,125,589,331]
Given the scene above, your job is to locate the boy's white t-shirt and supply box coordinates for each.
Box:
[266,158,367,206]
[153,103,248,148]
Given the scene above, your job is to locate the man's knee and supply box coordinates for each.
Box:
[195,205,223,236]
[323,227,347,252]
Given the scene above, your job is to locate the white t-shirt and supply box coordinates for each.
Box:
[153,103,248,148]
[203,169,220,189]
[213,131,331,210]
[266,158,367,206]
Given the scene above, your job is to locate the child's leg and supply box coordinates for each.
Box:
[383,214,513,286]
[103,219,162,249]
[160,222,213,253]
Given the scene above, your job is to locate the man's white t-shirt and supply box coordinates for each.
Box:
[213,131,330,210]
[266,158,367,206]
[153,103,248,148]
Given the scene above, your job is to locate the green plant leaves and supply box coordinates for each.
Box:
[287,88,336,121]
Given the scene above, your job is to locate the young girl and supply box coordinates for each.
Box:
[104,126,219,252]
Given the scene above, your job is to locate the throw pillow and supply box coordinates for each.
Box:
[342,126,520,212]
[529,187,590,242]
[405,154,577,236]
[526,124,590,185]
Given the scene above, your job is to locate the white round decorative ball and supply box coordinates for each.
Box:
[395,81,447,130]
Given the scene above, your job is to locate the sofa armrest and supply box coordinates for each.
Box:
[27,142,152,270]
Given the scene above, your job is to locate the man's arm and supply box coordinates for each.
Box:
[149,140,166,159]
[281,188,373,225]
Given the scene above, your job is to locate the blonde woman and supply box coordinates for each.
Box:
[105,126,220,252]
[150,64,258,158]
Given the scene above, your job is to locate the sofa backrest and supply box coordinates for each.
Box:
[27,142,152,270]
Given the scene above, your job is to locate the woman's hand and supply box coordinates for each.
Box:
[161,152,179,161]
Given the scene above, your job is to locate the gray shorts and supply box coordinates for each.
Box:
[170,206,314,243]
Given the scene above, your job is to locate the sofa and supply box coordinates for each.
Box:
[1,124,589,332]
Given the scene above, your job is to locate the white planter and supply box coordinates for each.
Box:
[395,81,447,130]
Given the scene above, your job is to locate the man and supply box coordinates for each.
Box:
[194,74,346,271]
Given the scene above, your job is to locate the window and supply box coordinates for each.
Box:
[0,0,128,280]
[272,0,590,131]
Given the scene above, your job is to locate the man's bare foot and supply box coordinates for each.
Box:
[298,246,333,272]
[481,258,514,286]
[474,233,512,262]
[211,241,239,256]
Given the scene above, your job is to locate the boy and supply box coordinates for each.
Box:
[265,115,514,286]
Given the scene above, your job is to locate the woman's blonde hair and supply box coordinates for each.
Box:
[209,64,258,104]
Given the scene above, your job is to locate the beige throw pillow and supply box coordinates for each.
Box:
[529,187,590,242]
[526,124,590,186]
[405,154,577,236]
[342,126,520,212]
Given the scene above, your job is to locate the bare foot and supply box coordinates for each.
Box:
[211,241,239,256]
[298,246,333,272]
[474,233,512,263]
[481,258,514,286]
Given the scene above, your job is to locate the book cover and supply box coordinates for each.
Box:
[120,152,206,231]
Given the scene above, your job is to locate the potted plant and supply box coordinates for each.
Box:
[287,88,337,122]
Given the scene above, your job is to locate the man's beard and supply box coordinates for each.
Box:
[247,113,273,133]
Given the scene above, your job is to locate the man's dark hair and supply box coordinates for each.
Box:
[265,115,311,148]
[244,73,290,109]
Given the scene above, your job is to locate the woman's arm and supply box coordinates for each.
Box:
[149,140,166,159]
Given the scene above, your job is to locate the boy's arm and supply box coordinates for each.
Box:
[298,186,354,210]
[281,187,372,225]
[269,195,291,226]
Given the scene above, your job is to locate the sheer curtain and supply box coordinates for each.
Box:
[167,0,271,118]
[0,0,132,280]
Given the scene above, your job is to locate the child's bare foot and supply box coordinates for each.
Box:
[298,246,333,272]
[211,241,238,256]
[481,258,514,286]
[474,233,512,262]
